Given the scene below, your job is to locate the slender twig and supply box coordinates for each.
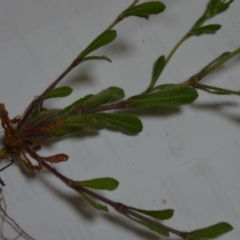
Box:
[165,34,189,66]
[17,60,78,130]
[0,155,14,173]
[40,159,189,239]
[106,0,139,30]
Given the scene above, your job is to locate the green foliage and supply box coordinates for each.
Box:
[43,86,73,99]
[129,87,198,107]
[82,87,125,109]
[207,0,233,18]
[97,113,142,134]
[74,177,119,191]
[152,84,177,91]
[189,222,233,239]
[122,2,165,19]
[79,191,108,212]
[196,47,240,79]
[199,52,230,74]
[56,94,94,116]
[148,55,165,90]
[62,114,106,131]
[56,87,124,117]
[129,207,174,220]
[52,113,142,136]
[36,0,237,239]
[190,24,221,36]
[127,215,169,237]
[78,30,117,59]
[196,83,240,96]
[7,0,238,239]
[189,0,233,37]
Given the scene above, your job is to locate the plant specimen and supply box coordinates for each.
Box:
[0,0,239,239]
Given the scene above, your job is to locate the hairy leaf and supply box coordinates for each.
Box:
[74,177,119,191]
[51,129,66,137]
[129,207,174,220]
[29,108,59,121]
[61,113,142,135]
[56,87,124,117]
[44,86,73,99]
[189,222,233,239]
[153,84,177,91]
[127,215,169,237]
[190,24,221,36]
[63,114,106,131]
[79,191,108,212]
[148,55,165,89]
[56,94,94,116]
[207,0,234,18]
[129,87,198,107]
[83,87,125,109]
[122,2,165,19]
[199,52,230,73]
[98,113,143,135]
[79,30,117,58]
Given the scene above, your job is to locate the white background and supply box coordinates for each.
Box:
[0,0,240,239]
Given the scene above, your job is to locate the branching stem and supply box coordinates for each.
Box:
[165,34,189,66]
[40,159,189,239]
[18,0,140,130]
[106,0,139,30]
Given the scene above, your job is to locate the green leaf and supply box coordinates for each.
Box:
[127,215,169,237]
[56,94,94,116]
[52,128,66,137]
[208,0,234,18]
[62,113,142,135]
[74,177,119,191]
[129,87,198,108]
[56,87,125,117]
[197,83,240,96]
[29,108,57,120]
[83,87,125,109]
[63,114,106,131]
[129,14,150,20]
[82,55,112,62]
[79,191,108,212]
[148,55,165,90]
[129,207,174,220]
[44,86,73,100]
[79,30,117,58]
[152,84,177,91]
[189,222,233,239]
[122,2,165,18]
[190,24,221,36]
[192,0,233,30]
[98,113,143,135]
[199,52,231,73]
